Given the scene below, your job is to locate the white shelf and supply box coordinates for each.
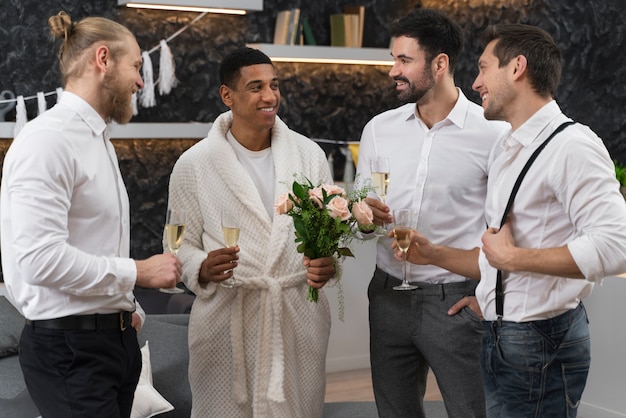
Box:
[247,43,393,66]
[0,122,212,139]
[108,122,211,138]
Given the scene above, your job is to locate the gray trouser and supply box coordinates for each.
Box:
[368,267,486,418]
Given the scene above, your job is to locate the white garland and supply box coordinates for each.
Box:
[2,11,210,137]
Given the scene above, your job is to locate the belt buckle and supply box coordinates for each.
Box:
[120,312,128,331]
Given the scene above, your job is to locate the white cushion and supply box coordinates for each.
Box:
[131,341,174,418]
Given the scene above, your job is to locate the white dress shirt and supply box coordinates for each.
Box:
[356,89,508,283]
[1,92,138,320]
[476,101,626,321]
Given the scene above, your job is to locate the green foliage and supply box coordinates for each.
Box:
[615,160,626,187]
[289,181,354,260]
[281,177,370,302]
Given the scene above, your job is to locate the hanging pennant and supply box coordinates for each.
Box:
[14,95,27,137]
[132,92,138,116]
[140,50,156,108]
[37,92,47,115]
[158,40,178,95]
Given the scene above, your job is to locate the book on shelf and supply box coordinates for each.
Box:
[343,5,365,47]
[330,13,346,47]
[286,8,301,45]
[273,8,301,45]
[301,17,317,45]
[330,6,365,48]
[343,13,360,47]
[273,10,291,45]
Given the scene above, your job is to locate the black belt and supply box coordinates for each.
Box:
[376,267,477,296]
[25,312,132,331]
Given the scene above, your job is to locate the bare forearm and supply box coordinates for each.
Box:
[426,245,481,280]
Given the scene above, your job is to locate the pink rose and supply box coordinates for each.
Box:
[352,200,374,226]
[309,187,325,208]
[274,192,294,215]
[326,196,351,221]
[322,184,346,197]
[310,184,346,208]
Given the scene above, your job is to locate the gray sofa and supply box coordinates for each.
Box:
[0,296,192,418]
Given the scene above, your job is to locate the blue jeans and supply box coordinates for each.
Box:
[481,303,590,418]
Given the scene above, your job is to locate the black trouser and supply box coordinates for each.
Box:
[20,314,141,418]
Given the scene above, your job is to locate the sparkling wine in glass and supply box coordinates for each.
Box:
[392,209,419,291]
[370,156,390,204]
[370,156,390,233]
[220,211,240,288]
[160,208,187,294]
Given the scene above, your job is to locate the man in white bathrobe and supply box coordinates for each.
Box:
[165,47,336,418]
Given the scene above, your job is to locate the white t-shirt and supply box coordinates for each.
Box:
[226,130,276,217]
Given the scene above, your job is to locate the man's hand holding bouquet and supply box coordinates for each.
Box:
[274,177,374,303]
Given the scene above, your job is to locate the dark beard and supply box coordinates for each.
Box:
[394,67,435,104]
[398,84,430,103]
[102,72,133,124]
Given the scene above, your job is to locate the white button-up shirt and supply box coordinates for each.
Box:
[356,89,508,283]
[1,92,138,320]
[477,101,626,321]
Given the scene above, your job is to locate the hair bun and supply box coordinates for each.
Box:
[48,11,73,40]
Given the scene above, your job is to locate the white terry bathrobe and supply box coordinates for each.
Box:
[166,111,334,418]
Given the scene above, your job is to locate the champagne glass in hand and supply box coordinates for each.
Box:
[370,156,390,232]
[392,209,419,291]
[160,208,187,294]
[220,211,240,288]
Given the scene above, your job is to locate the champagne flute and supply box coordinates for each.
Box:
[220,211,240,288]
[160,208,187,294]
[370,156,390,232]
[392,209,419,291]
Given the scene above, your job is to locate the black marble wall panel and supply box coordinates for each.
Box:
[2,0,623,148]
[1,0,625,261]
[114,139,199,259]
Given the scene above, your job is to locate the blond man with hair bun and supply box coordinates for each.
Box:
[1,11,181,418]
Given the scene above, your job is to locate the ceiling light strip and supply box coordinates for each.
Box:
[124,2,246,15]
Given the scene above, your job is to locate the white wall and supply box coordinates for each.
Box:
[325,239,377,373]
[579,276,626,418]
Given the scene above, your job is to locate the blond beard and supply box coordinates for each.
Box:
[102,71,134,124]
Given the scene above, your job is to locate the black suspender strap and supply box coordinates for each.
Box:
[495,120,575,326]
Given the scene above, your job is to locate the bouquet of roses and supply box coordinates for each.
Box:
[274,177,374,302]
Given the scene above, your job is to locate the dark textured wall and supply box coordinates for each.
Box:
[1,0,624,260]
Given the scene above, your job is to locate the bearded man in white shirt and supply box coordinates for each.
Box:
[356,9,508,418]
[0,11,181,418]
[401,24,626,417]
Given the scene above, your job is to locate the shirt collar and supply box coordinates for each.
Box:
[509,100,562,148]
[58,91,108,139]
[403,88,469,130]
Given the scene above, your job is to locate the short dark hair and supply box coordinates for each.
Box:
[389,8,463,73]
[219,47,274,88]
[482,24,561,97]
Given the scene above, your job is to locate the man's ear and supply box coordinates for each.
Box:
[94,45,110,74]
[432,53,449,76]
[511,55,528,80]
[220,84,233,108]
